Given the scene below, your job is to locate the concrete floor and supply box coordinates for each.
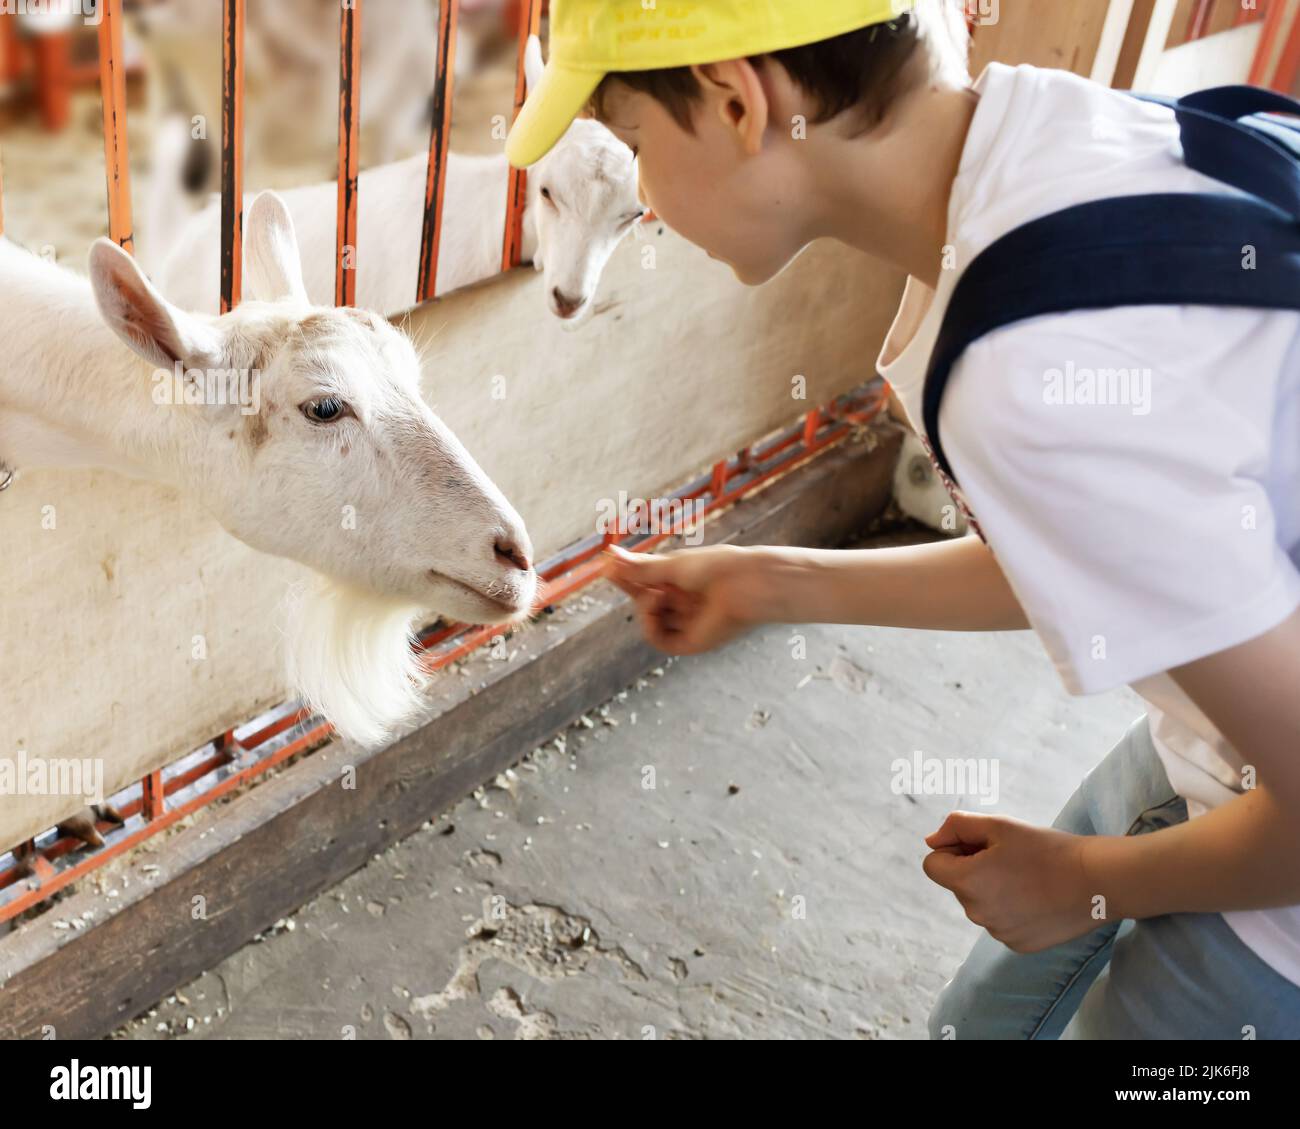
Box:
[113,546,1142,1041]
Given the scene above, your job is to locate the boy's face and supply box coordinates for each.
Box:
[597,78,810,286]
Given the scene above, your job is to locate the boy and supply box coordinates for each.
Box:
[506,1,1300,1038]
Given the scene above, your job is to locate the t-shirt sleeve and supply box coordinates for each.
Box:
[939,305,1300,695]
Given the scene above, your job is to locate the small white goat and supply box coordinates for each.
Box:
[893,432,969,537]
[148,39,643,323]
[0,193,537,748]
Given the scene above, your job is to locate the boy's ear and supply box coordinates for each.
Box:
[245,191,310,305]
[524,34,544,95]
[88,239,223,370]
[691,58,769,156]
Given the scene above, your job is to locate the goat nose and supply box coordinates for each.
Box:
[551,287,585,318]
[494,536,533,573]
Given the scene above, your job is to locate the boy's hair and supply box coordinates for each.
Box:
[589,1,970,133]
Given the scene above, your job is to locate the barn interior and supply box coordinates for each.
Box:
[1,0,1297,1042]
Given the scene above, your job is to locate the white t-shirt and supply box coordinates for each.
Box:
[879,63,1300,985]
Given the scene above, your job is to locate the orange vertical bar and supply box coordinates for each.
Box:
[336,0,362,307]
[710,459,727,499]
[33,29,72,132]
[1270,2,1300,90]
[0,9,13,235]
[97,0,133,253]
[142,770,165,822]
[1250,0,1289,84]
[220,0,246,313]
[802,408,820,448]
[501,0,543,271]
[417,0,459,303]
[0,14,20,84]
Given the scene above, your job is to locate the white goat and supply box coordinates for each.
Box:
[0,193,537,749]
[148,39,643,323]
[893,432,968,537]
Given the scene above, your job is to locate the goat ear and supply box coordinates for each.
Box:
[88,239,223,370]
[524,35,544,95]
[245,191,309,305]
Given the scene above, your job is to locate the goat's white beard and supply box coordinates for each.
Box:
[282,574,431,748]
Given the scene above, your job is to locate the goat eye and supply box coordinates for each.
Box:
[540,186,555,205]
[302,396,348,423]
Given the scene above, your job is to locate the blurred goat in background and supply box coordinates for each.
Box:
[125,0,512,193]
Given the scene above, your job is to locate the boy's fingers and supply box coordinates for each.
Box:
[600,546,648,596]
[602,545,683,591]
[604,568,653,599]
[611,561,713,655]
[632,588,685,649]
[921,848,971,891]
[642,607,689,653]
[659,583,701,613]
[925,811,996,852]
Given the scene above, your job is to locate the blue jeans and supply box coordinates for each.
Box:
[929,715,1300,1039]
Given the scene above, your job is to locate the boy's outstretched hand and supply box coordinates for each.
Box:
[601,543,760,655]
[922,813,1099,954]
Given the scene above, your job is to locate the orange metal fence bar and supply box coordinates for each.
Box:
[417,0,459,303]
[220,0,246,313]
[33,25,72,132]
[1250,0,1289,85]
[1271,2,1300,90]
[0,13,12,236]
[1,710,330,920]
[502,0,543,271]
[0,13,18,84]
[141,770,164,822]
[97,0,133,253]
[336,0,362,307]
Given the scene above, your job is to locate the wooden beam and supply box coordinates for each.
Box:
[0,427,903,1040]
[1114,0,1160,87]
[969,0,1126,77]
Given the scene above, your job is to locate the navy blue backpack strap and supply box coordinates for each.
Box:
[1138,85,1300,217]
[921,86,1300,485]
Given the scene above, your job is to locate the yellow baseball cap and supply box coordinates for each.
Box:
[506,0,917,168]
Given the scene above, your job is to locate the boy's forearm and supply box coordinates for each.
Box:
[1090,613,1300,920]
[743,535,1031,632]
[1084,786,1300,919]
